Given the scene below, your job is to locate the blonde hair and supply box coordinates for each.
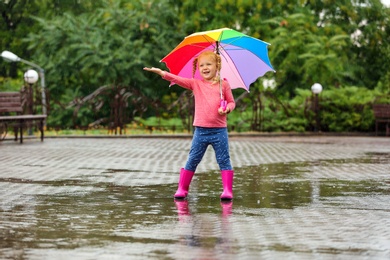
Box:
[192,50,222,83]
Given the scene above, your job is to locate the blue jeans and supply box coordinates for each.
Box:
[185,127,232,172]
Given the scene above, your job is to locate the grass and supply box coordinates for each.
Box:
[44,125,191,136]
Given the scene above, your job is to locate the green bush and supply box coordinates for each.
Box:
[229,85,388,133]
[319,86,381,132]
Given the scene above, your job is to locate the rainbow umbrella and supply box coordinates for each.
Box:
[160,28,275,92]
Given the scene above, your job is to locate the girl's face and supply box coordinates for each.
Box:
[198,55,218,82]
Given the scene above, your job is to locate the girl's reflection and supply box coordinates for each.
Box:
[220,201,233,216]
[174,199,191,222]
[173,199,235,256]
[174,200,233,217]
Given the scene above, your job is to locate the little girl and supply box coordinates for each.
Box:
[144,50,235,200]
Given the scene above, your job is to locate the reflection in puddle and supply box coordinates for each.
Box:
[0,152,389,259]
[173,199,236,257]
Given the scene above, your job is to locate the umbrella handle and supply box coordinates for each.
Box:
[220,99,227,111]
[219,79,226,111]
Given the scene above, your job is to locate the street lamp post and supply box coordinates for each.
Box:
[1,50,47,116]
[24,69,39,114]
[24,69,39,135]
[311,83,323,132]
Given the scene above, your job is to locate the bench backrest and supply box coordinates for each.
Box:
[373,104,390,119]
[0,92,23,114]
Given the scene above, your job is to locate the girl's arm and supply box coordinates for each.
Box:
[225,84,236,112]
[162,73,194,90]
[143,67,194,90]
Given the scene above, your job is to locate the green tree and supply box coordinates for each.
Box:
[0,0,39,79]
[0,0,105,79]
[306,0,390,89]
[267,10,353,95]
[299,34,351,87]
[23,0,181,127]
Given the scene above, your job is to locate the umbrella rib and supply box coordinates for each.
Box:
[198,34,218,51]
[225,58,248,90]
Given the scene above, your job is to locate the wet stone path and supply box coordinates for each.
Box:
[0,136,390,259]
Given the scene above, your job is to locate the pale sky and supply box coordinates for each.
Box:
[382,0,390,6]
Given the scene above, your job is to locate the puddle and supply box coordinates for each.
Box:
[1,152,389,259]
[311,152,390,165]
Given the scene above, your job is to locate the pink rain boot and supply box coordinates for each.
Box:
[220,170,234,200]
[174,168,195,199]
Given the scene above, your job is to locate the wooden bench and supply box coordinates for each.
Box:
[373,104,390,136]
[0,92,47,143]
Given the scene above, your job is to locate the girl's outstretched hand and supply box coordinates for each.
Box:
[143,67,165,77]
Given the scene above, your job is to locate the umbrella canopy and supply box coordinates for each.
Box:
[161,28,275,92]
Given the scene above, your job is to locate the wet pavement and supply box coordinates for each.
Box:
[1,135,390,259]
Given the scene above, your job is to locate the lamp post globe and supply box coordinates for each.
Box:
[311,83,323,94]
[24,69,39,84]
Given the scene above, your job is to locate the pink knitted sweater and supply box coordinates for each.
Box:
[163,72,235,128]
